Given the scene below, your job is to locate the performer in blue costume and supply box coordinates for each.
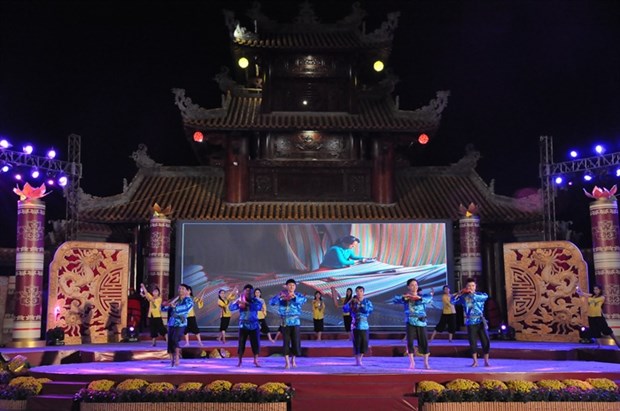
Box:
[163,283,193,367]
[392,278,433,369]
[452,278,490,367]
[344,286,373,366]
[269,278,308,368]
[230,284,263,367]
[320,235,374,269]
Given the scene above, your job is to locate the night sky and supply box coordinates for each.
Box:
[1,0,620,247]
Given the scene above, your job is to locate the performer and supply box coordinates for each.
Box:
[139,283,167,347]
[312,291,325,341]
[217,288,238,344]
[162,283,193,367]
[230,284,263,367]
[392,278,433,369]
[430,285,457,343]
[332,287,354,337]
[183,286,203,347]
[576,284,620,348]
[269,278,308,368]
[343,286,373,366]
[452,278,490,367]
[320,235,374,269]
[254,288,274,342]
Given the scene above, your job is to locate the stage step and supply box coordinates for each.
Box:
[27,394,77,411]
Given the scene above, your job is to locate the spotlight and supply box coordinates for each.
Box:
[122,326,140,342]
[0,139,10,149]
[31,168,40,179]
[58,176,68,187]
[22,144,33,155]
[0,164,10,173]
[497,323,515,340]
[14,173,22,181]
[569,150,578,158]
[554,176,563,185]
[46,327,65,346]
[615,168,620,177]
[47,149,57,159]
[594,144,605,155]
[583,172,593,182]
[47,179,55,186]
[579,326,594,344]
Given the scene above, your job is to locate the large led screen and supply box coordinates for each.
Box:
[176,222,452,331]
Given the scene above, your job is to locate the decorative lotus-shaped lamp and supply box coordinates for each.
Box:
[152,203,172,218]
[583,185,617,200]
[13,183,50,202]
[458,202,479,218]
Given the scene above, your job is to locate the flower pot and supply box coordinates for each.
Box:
[80,402,288,411]
[0,399,27,410]
[422,402,616,411]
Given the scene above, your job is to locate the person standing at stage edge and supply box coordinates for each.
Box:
[452,278,491,367]
[230,284,263,367]
[162,283,193,367]
[392,278,433,369]
[343,285,373,366]
[270,278,308,368]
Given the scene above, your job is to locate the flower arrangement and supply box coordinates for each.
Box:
[0,376,51,400]
[416,378,619,405]
[75,379,294,403]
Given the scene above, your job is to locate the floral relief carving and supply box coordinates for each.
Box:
[18,285,40,307]
[17,221,44,242]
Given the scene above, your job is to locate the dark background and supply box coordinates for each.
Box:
[1,0,620,247]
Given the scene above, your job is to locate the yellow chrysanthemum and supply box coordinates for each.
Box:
[116,378,149,391]
[417,381,445,393]
[145,382,175,393]
[178,382,203,391]
[232,382,258,392]
[87,379,116,391]
[206,380,232,393]
[585,378,618,391]
[445,379,480,391]
[8,376,43,395]
[506,380,538,393]
[562,379,594,390]
[258,382,289,395]
[480,379,508,390]
[537,380,565,390]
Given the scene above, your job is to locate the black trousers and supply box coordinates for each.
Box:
[282,325,301,356]
[167,326,185,354]
[467,323,490,355]
[238,327,260,356]
[406,323,429,355]
[352,329,369,355]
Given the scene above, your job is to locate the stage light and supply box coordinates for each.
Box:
[47,149,57,159]
[22,144,33,155]
[579,326,594,344]
[0,139,10,149]
[0,164,9,173]
[615,168,620,177]
[193,131,204,143]
[47,179,55,186]
[46,327,65,346]
[302,100,308,106]
[373,60,385,72]
[554,176,563,185]
[31,168,40,179]
[58,176,68,187]
[418,134,429,145]
[594,144,605,155]
[122,326,140,342]
[569,150,578,158]
[238,57,249,69]
[497,323,515,340]
[14,173,22,181]
[583,172,593,182]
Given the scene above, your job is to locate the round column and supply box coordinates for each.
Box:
[148,216,171,298]
[589,198,620,331]
[459,215,482,287]
[13,199,45,341]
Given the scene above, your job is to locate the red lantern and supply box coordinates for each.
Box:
[193,131,204,143]
[418,133,429,145]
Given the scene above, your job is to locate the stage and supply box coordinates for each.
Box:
[5,335,620,411]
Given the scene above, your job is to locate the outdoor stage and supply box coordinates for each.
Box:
[5,334,620,411]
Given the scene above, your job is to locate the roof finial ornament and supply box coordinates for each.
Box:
[130,144,161,169]
[295,1,319,25]
[363,11,400,42]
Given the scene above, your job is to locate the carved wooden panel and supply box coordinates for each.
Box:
[47,242,129,344]
[503,241,588,342]
[268,131,351,160]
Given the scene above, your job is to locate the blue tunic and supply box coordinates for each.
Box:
[269,292,308,326]
[166,296,193,328]
[320,246,364,268]
[230,297,263,330]
[452,292,488,325]
[343,298,373,330]
[392,294,433,327]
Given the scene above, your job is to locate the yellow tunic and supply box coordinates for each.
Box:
[257,297,267,320]
[587,296,604,317]
[218,294,236,318]
[144,292,162,318]
[313,299,325,320]
[442,293,456,314]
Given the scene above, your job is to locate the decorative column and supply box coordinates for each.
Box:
[12,184,47,342]
[371,137,394,204]
[458,203,482,287]
[585,186,620,332]
[225,135,249,203]
[148,203,172,298]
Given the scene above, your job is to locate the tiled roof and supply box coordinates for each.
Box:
[78,165,541,226]
[233,31,388,50]
[180,92,448,133]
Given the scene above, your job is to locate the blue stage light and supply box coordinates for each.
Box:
[594,144,605,154]
[569,150,578,158]
[554,176,563,184]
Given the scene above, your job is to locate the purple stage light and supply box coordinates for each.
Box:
[594,144,604,154]
[569,150,578,158]
[15,173,22,181]
[554,176,563,184]
[47,149,57,159]
[58,176,68,186]
[0,139,10,149]
[31,169,40,178]
[23,144,33,155]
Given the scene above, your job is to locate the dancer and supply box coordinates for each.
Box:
[320,235,374,269]
[183,286,203,346]
[139,283,167,347]
[162,283,193,367]
[312,291,325,341]
[343,286,373,366]
[230,284,263,367]
[392,278,433,369]
[332,287,354,337]
[269,278,308,368]
[254,288,274,342]
[217,288,237,344]
[452,278,490,367]
[430,285,457,342]
[576,284,620,348]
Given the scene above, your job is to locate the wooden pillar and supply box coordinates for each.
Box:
[459,215,482,286]
[148,216,171,299]
[225,135,249,203]
[371,137,394,204]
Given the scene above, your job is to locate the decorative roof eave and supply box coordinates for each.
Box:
[172,88,449,134]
